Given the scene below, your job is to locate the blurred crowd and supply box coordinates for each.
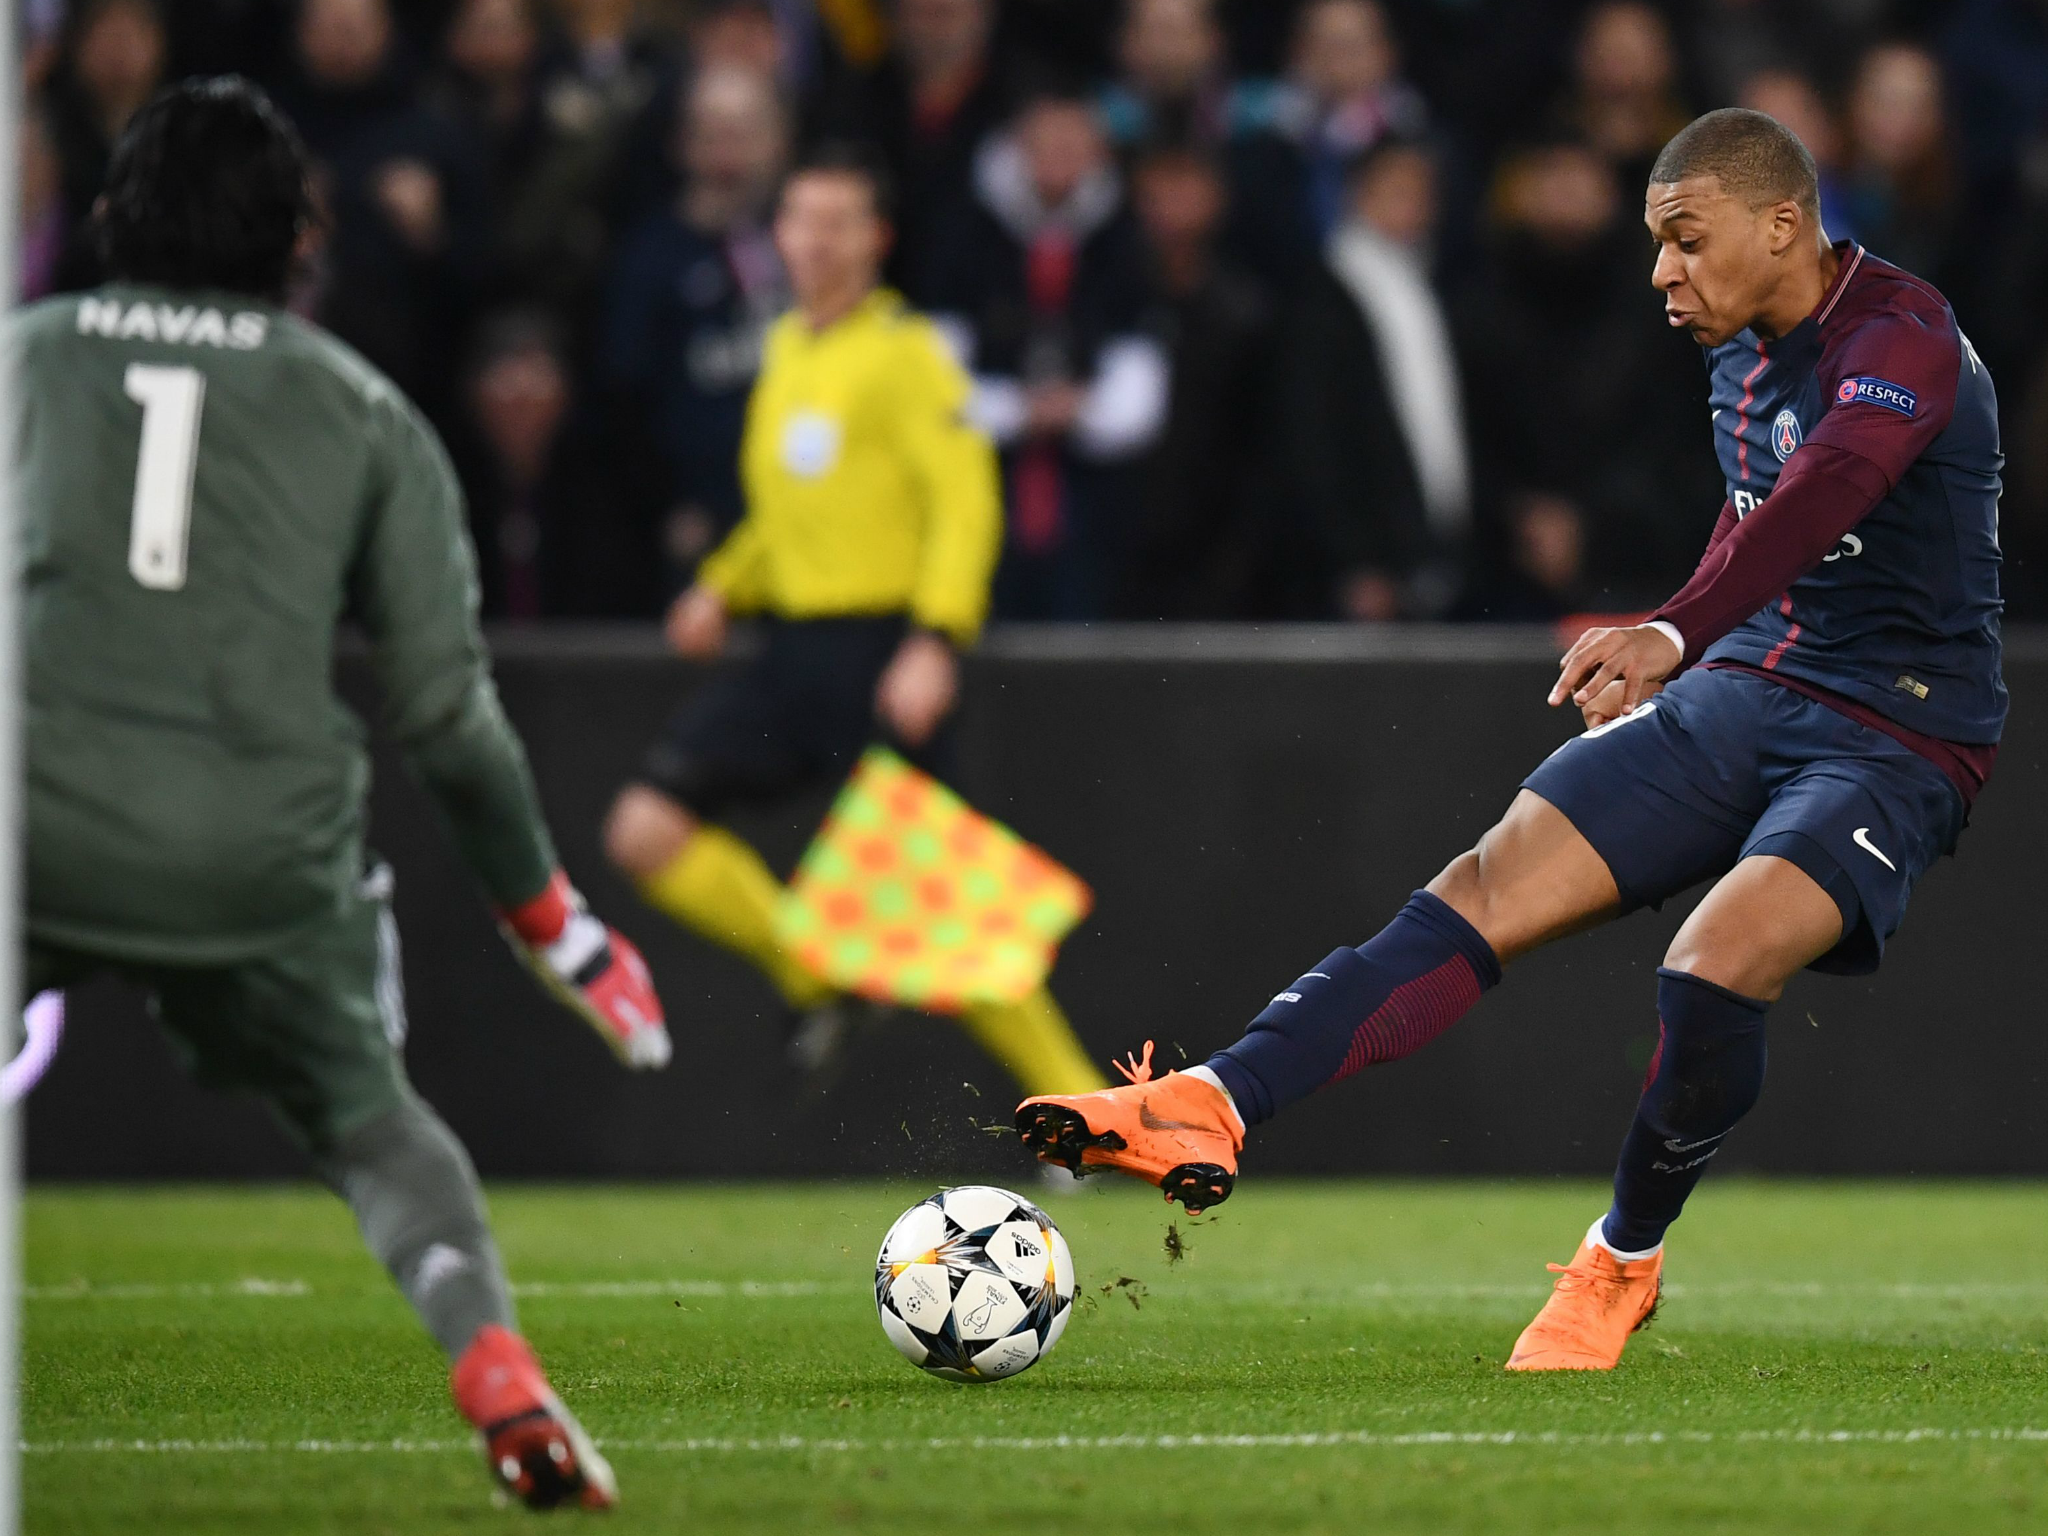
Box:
[23,0,2048,621]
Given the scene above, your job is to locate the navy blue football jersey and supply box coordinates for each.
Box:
[1663,244,2004,744]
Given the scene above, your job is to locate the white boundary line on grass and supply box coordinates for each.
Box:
[19,1279,830,1301]
[21,1278,2048,1303]
[22,1280,312,1300]
[17,1428,2048,1456]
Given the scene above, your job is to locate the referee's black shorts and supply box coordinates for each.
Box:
[638,615,956,817]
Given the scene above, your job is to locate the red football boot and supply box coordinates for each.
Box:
[451,1324,617,1511]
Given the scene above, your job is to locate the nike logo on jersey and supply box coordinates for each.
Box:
[1853,827,1897,871]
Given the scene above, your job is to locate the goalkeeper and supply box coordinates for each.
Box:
[602,143,1103,1098]
[20,80,666,1511]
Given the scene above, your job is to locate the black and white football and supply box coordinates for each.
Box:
[874,1186,1077,1383]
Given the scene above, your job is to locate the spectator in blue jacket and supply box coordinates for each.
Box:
[601,64,791,592]
[276,0,491,433]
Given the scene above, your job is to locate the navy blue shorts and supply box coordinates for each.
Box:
[1522,667,1966,976]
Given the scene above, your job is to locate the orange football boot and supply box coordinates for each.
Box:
[1505,1225,1663,1371]
[452,1324,617,1511]
[1015,1042,1244,1212]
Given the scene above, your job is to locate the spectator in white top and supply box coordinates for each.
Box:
[922,83,1169,618]
[1277,136,1470,621]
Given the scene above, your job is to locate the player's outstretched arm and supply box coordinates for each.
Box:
[351,388,670,1070]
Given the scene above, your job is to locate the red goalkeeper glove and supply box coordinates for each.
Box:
[500,872,671,1070]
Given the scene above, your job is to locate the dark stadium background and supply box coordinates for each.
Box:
[22,0,2048,1177]
[32,629,2048,1179]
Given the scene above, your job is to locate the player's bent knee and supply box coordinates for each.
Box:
[1425,794,1621,962]
[1425,844,1531,960]
[1665,856,1845,1001]
[1661,930,1792,1003]
[1428,847,1484,900]
[602,786,697,878]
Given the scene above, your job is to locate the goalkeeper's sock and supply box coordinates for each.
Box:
[960,987,1110,1097]
[635,825,833,1010]
[1206,890,1501,1126]
[317,1091,514,1358]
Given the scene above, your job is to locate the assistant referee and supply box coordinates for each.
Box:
[604,143,1104,1099]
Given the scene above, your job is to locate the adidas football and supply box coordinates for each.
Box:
[874,1186,1076,1382]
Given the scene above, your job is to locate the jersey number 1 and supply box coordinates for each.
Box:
[123,362,207,591]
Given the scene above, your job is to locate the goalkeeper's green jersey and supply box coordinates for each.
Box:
[17,284,557,965]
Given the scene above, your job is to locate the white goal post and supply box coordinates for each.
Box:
[1,0,25,1528]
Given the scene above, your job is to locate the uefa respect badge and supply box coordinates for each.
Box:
[1837,376,1918,416]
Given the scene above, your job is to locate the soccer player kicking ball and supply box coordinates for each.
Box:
[1018,108,2004,1371]
[20,81,669,1506]
[602,145,1106,1100]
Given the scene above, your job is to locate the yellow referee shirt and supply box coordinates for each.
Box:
[696,289,1002,645]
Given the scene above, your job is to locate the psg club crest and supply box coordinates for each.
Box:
[1771,408,1803,461]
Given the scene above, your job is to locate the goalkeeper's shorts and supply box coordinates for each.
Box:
[25,863,411,1155]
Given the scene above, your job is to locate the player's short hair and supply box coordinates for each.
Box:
[783,141,895,222]
[1648,107,1821,221]
[96,76,314,302]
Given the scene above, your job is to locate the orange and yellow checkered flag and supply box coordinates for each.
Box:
[774,749,1092,1014]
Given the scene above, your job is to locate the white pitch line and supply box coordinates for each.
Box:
[21,1278,2048,1303]
[18,1428,2048,1456]
[513,1280,829,1299]
[20,1279,830,1302]
[22,1279,311,1300]
[1231,1281,2048,1302]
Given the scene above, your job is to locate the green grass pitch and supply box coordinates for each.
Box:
[23,1179,2048,1534]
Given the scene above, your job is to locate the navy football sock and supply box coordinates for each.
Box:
[1206,891,1501,1126]
[1602,968,1770,1254]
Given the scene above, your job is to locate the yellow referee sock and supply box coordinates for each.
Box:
[635,826,833,1011]
[959,988,1109,1098]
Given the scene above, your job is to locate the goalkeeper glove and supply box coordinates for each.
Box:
[500,872,671,1070]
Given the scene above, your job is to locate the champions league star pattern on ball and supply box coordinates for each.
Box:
[874,1187,1077,1383]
